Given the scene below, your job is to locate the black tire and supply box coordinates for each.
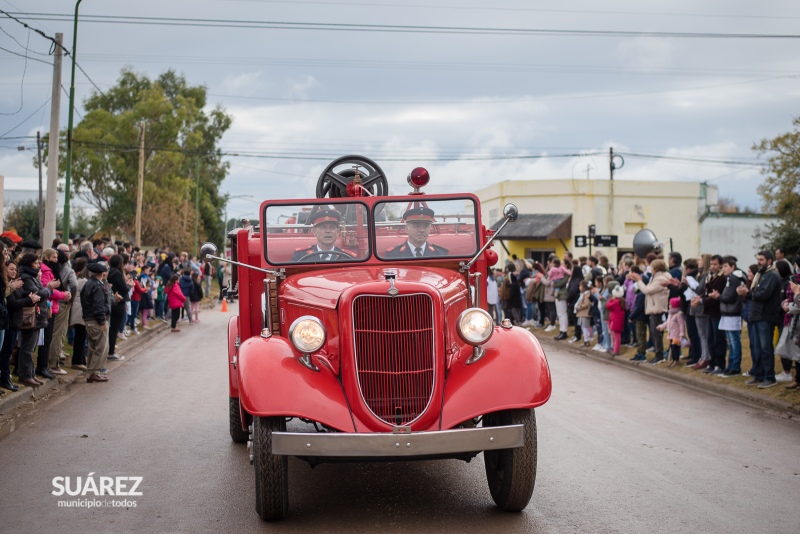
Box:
[229,397,249,444]
[253,416,289,521]
[483,408,538,512]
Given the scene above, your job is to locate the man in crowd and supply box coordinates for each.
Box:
[700,255,728,374]
[738,250,783,388]
[82,262,111,383]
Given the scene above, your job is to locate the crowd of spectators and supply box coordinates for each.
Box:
[487,248,800,391]
[0,233,219,390]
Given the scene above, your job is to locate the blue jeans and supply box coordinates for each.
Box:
[127,301,140,329]
[155,300,165,319]
[750,321,776,382]
[724,330,742,373]
[525,302,536,322]
[602,320,611,350]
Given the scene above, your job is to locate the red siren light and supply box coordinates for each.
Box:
[407,167,430,194]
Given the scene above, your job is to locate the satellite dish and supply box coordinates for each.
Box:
[633,229,664,258]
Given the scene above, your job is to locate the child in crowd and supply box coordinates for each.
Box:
[190,271,204,323]
[575,280,593,347]
[165,274,186,332]
[606,285,626,356]
[154,275,166,321]
[658,297,686,368]
[590,276,605,352]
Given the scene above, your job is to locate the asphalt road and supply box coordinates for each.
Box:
[1,303,799,534]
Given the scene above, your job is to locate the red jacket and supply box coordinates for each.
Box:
[130,280,147,302]
[606,297,625,333]
[166,283,186,309]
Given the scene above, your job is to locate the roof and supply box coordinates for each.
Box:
[489,213,572,240]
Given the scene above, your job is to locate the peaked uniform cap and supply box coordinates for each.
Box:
[309,209,342,226]
[403,206,435,223]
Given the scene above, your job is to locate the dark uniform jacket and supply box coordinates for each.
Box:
[701,272,726,318]
[384,241,448,258]
[81,277,110,325]
[291,246,353,262]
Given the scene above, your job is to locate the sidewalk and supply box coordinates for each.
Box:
[531,324,800,419]
[0,320,170,440]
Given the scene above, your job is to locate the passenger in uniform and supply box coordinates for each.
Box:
[385,206,449,258]
[291,209,355,262]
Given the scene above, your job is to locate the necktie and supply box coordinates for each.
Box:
[414,248,422,257]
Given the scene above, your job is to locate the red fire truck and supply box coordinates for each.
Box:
[202,155,552,520]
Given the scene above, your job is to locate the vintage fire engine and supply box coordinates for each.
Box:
[202,155,552,521]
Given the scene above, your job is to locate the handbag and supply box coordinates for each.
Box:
[20,306,38,330]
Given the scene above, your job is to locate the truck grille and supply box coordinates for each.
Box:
[352,294,435,426]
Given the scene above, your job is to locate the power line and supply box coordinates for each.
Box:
[0,27,29,116]
[9,12,800,39]
[0,95,51,137]
[219,0,800,21]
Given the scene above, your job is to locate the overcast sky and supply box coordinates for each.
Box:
[1,0,798,220]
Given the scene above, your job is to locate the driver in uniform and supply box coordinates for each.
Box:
[385,206,449,258]
[291,209,354,261]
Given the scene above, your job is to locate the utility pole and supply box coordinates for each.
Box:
[195,162,200,258]
[37,132,44,241]
[44,32,63,247]
[63,0,84,242]
[609,147,624,258]
[135,121,145,246]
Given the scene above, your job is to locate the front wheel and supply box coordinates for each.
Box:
[253,416,289,521]
[229,397,249,444]
[483,408,538,511]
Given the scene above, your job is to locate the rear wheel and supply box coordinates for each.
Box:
[229,397,249,443]
[483,408,538,511]
[253,416,289,521]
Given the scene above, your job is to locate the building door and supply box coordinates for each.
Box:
[525,249,555,266]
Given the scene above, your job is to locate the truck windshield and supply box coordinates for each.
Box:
[374,198,479,260]
[264,203,370,264]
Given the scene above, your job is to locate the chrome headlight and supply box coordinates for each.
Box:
[289,316,325,354]
[457,308,494,346]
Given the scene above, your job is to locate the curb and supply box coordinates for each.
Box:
[536,333,800,420]
[0,321,170,440]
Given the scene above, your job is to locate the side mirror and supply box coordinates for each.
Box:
[503,203,518,222]
[200,242,218,261]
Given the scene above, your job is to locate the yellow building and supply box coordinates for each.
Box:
[474,179,718,264]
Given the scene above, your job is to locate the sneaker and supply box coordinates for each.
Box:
[597,347,608,353]
[131,328,140,335]
[568,336,578,343]
[745,378,762,386]
[758,380,778,389]
[701,366,718,374]
[592,343,603,351]
[742,371,751,377]
[630,353,646,362]
[776,372,793,383]
[532,322,542,328]
[49,367,67,376]
[719,370,740,378]
[544,325,556,332]
[710,367,725,375]
[107,354,125,361]
[645,348,655,354]
[649,356,665,364]
[521,320,533,326]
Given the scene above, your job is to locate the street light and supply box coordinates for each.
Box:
[62,0,84,241]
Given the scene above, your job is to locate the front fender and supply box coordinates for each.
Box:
[238,336,356,432]
[440,327,552,428]
[228,316,240,398]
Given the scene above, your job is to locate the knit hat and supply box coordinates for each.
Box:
[612,285,625,299]
[669,297,681,309]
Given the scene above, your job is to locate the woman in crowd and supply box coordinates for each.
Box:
[774,259,796,383]
[629,258,672,364]
[689,254,712,370]
[39,248,70,378]
[107,254,130,361]
[8,254,51,387]
[1,245,24,391]
[69,258,89,371]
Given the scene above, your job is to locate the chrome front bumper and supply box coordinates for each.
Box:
[271,424,524,457]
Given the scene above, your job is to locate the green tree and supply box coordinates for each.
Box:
[754,115,800,252]
[46,68,232,250]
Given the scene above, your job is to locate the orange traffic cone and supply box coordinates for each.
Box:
[220,299,229,312]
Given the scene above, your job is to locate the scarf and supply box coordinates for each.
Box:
[750,264,775,291]
[44,259,61,281]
